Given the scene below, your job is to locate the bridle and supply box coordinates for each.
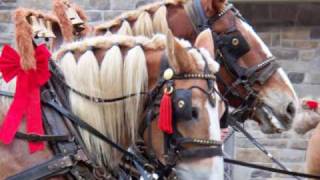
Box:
[138,50,224,177]
[186,1,280,122]
[46,46,225,178]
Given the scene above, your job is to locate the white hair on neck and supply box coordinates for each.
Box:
[100,45,125,167]
[117,20,133,35]
[187,48,219,73]
[123,46,148,143]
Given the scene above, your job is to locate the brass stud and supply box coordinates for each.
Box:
[163,68,174,80]
[178,100,185,109]
[232,38,240,46]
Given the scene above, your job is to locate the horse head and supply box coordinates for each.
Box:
[195,0,298,133]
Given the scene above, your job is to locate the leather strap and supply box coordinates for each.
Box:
[179,147,223,159]
[183,0,208,33]
[15,132,71,142]
[7,154,74,180]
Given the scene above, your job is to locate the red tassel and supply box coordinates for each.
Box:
[158,92,173,134]
[305,100,318,111]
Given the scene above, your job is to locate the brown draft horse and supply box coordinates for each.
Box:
[0,15,224,177]
[294,99,320,178]
[0,5,90,179]
[54,29,224,179]
[95,0,299,134]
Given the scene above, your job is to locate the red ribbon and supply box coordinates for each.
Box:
[0,44,51,153]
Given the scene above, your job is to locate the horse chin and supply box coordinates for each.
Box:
[175,157,223,180]
[254,105,291,134]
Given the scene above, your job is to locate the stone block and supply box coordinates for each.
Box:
[258,32,272,46]
[278,60,313,72]
[289,140,308,150]
[281,40,319,49]
[304,73,320,84]
[235,137,255,148]
[258,139,288,149]
[17,0,52,9]
[271,48,299,60]
[271,33,281,47]
[86,11,103,22]
[104,10,124,21]
[0,10,12,23]
[110,0,136,10]
[251,170,272,178]
[311,26,320,39]
[288,72,305,84]
[236,148,278,163]
[293,84,320,98]
[299,49,316,61]
[281,27,310,40]
[277,149,305,163]
[73,0,110,10]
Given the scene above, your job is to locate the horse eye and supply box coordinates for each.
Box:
[192,107,199,119]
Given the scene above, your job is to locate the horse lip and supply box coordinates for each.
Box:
[255,105,288,133]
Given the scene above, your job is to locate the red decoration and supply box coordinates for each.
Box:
[0,44,51,153]
[305,100,318,111]
[158,90,173,134]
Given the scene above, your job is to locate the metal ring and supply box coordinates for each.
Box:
[232,38,239,46]
[164,86,174,95]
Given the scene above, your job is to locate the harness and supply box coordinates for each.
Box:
[184,1,280,122]
[137,51,225,178]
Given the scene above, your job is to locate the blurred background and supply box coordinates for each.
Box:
[0,0,319,179]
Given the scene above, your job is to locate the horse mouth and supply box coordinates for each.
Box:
[254,105,291,134]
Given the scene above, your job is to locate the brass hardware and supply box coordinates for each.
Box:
[29,16,42,36]
[66,7,84,26]
[178,100,185,108]
[164,86,174,95]
[232,38,239,46]
[45,20,56,38]
[163,68,174,80]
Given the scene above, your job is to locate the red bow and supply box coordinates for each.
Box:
[0,44,51,153]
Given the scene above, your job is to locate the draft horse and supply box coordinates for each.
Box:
[95,0,299,133]
[0,27,225,179]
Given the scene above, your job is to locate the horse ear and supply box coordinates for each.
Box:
[166,30,197,73]
[194,29,215,58]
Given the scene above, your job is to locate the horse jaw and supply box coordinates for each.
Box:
[175,100,223,179]
[240,21,298,133]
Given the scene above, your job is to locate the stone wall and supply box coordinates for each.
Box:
[0,1,319,180]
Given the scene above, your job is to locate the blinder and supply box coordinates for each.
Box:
[172,89,193,121]
[216,31,251,60]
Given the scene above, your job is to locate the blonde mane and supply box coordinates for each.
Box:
[95,0,187,36]
[55,33,219,168]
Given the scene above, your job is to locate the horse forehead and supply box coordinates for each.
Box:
[236,20,273,57]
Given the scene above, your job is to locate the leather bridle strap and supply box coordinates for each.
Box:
[179,147,223,159]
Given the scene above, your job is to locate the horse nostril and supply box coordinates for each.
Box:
[192,107,199,119]
[286,102,296,118]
